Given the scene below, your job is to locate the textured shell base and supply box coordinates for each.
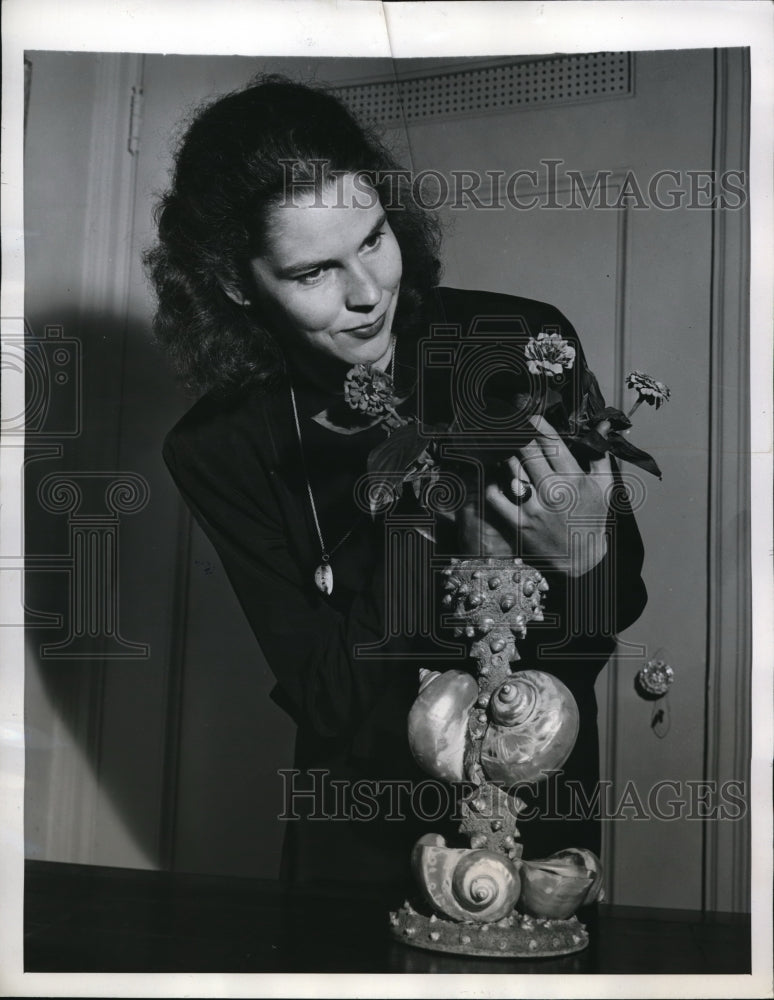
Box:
[389,900,588,958]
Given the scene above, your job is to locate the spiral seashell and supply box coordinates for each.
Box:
[480,670,579,785]
[417,668,440,692]
[407,669,478,782]
[411,834,521,923]
[488,677,537,727]
[452,852,517,916]
[518,848,603,919]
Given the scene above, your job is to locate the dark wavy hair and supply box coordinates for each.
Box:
[144,74,442,397]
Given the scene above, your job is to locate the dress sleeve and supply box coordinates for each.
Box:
[163,427,418,743]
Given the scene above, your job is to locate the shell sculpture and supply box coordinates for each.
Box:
[401,558,603,943]
[408,557,579,791]
[411,833,521,923]
[519,848,605,919]
[481,671,579,786]
[407,667,578,787]
[407,669,478,783]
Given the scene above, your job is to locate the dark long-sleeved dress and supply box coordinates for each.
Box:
[163,286,647,895]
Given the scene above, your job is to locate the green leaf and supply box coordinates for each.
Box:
[590,406,632,431]
[606,432,663,479]
[543,387,564,411]
[564,429,609,468]
[367,422,428,477]
[564,426,662,478]
[582,367,608,414]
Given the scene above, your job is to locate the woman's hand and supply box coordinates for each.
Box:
[457,415,613,578]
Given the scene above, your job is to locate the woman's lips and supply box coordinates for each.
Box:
[342,311,387,339]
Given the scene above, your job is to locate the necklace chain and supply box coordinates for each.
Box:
[289,380,357,562]
[288,336,396,569]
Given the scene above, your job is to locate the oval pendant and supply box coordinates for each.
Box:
[314,563,334,595]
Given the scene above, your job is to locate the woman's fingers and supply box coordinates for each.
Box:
[503,454,531,494]
[530,413,562,441]
[589,418,615,482]
[589,452,614,487]
[517,416,555,477]
[528,413,612,484]
[523,414,571,473]
[495,415,614,519]
[486,481,531,522]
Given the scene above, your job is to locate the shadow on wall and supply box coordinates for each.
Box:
[23,308,295,875]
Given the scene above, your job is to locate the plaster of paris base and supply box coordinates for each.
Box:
[389,900,589,957]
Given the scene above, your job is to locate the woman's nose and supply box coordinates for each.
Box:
[344,263,381,311]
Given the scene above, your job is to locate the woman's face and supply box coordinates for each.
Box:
[246,173,403,370]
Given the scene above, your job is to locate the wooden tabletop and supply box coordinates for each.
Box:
[24,860,750,975]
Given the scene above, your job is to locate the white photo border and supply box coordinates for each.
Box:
[2,2,772,997]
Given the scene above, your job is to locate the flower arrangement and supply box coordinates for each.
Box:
[625,371,671,413]
[343,364,406,430]
[559,362,670,480]
[349,329,669,512]
[524,331,576,376]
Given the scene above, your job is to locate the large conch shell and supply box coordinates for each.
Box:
[407,669,478,782]
[480,670,579,786]
[518,848,604,919]
[412,833,521,923]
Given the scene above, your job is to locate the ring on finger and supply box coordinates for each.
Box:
[505,477,532,506]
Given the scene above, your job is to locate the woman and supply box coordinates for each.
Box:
[146,75,647,897]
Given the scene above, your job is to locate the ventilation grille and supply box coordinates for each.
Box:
[334,52,632,125]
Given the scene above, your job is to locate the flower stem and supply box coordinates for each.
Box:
[381,405,407,432]
[626,397,644,419]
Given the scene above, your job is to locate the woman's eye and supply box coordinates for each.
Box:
[362,231,384,251]
[296,267,326,286]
